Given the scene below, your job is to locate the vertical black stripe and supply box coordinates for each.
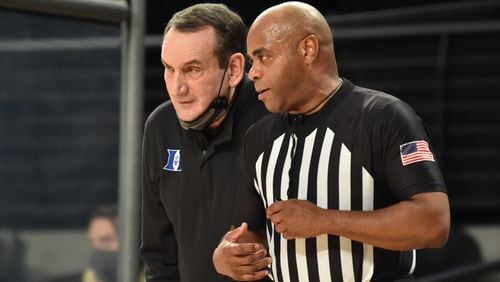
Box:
[260,149,270,209]
[274,133,292,200]
[287,239,298,282]
[306,238,319,282]
[287,136,303,200]
[307,128,324,203]
[350,151,364,281]
[259,149,274,243]
[399,250,414,276]
[273,229,283,282]
[272,134,291,282]
[328,135,343,282]
[305,128,325,282]
[287,136,303,282]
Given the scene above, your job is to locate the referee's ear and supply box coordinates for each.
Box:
[228,52,245,88]
[301,34,320,66]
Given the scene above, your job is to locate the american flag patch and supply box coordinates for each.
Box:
[400,140,435,166]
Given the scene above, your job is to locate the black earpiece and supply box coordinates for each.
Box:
[211,96,229,110]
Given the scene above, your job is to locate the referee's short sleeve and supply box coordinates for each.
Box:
[375,100,446,200]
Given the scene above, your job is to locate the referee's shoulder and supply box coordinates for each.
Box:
[248,112,282,132]
[352,84,407,113]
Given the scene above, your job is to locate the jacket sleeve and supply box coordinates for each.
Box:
[233,125,267,231]
[140,123,180,282]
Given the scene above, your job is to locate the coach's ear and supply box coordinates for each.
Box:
[228,53,245,88]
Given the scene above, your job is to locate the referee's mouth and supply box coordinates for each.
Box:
[257,87,268,93]
[257,88,270,100]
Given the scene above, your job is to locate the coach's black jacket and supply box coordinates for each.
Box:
[140,76,268,282]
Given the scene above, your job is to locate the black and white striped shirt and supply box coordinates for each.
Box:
[236,80,446,282]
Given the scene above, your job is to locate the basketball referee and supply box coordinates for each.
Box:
[213,2,450,282]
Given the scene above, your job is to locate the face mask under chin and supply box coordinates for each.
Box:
[178,96,228,131]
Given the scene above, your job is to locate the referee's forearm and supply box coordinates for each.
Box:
[319,192,450,250]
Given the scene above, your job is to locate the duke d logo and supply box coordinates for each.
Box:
[163,149,182,172]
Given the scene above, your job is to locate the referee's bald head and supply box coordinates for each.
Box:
[248,1,338,77]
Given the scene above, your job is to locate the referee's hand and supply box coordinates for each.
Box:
[267,199,325,240]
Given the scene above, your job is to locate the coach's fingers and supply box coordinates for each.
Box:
[224,222,249,242]
[237,268,270,281]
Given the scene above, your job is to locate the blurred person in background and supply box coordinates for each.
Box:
[82,205,145,282]
[140,3,269,282]
[213,2,450,281]
[82,205,119,282]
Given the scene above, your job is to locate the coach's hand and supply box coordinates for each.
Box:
[213,222,272,281]
[267,199,325,240]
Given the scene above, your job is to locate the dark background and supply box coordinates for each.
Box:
[145,0,471,32]
[0,0,499,229]
[150,3,500,279]
[0,1,499,281]
[145,0,500,225]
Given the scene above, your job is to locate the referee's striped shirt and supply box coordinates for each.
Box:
[236,80,446,282]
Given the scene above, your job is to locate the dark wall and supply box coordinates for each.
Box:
[145,0,475,33]
[0,0,498,229]
[144,0,500,224]
[0,10,121,229]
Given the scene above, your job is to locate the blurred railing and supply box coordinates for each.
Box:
[0,0,144,281]
[0,0,128,23]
